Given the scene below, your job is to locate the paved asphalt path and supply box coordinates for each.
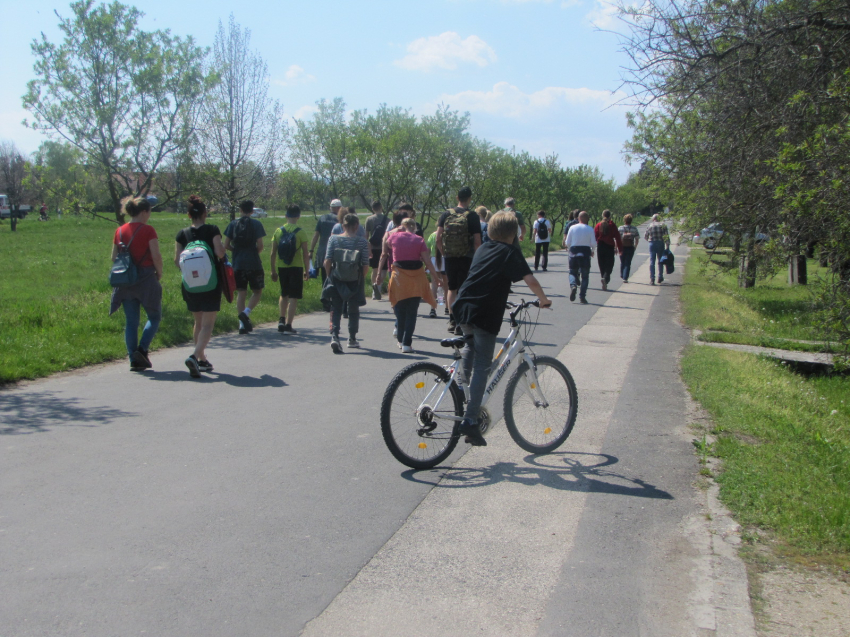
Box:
[1,231,755,636]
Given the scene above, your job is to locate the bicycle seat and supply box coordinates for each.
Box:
[440,336,469,349]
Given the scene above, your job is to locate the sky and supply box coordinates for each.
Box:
[0,0,637,183]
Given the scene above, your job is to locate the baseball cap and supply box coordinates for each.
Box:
[330,199,342,208]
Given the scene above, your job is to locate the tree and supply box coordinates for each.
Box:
[291,98,354,201]
[0,141,29,232]
[23,0,214,221]
[197,15,285,220]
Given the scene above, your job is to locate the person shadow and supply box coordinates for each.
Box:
[143,371,287,388]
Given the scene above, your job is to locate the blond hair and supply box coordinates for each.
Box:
[488,211,518,243]
[400,217,417,231]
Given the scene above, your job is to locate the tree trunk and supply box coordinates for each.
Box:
[788,255,807,285]
[10,207,17,232]
[738,246,757,288]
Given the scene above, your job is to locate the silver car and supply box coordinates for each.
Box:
[251,208,267,219]
[693,223,768,250]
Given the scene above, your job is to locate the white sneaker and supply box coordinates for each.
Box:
[402,345,414,353]
[347,338,360,349]
[393,327,398,337]
[330,339,342,354]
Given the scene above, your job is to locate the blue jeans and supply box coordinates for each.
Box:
[122,298,161,358]
[393,297,420,347]
[569,263,591,299]
[620,246,636,281]
[649,240,666,282]
[329,294,359,339]
[459,325,498,422]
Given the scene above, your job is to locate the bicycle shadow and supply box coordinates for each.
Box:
[402,451,673,500]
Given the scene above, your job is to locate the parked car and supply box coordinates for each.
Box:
[0,194,31,219]
[251,207,267,218]
[693,223,768,250]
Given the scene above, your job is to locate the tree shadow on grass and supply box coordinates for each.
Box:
[402,451,673,500]
[0,391,137,435]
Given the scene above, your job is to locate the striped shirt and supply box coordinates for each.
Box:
[325,234,370,267]
[644,222,670,243]
[618,225,640,247]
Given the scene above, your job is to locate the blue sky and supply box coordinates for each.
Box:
[0,0,635,182]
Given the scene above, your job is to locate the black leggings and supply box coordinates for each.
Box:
[597,243,616,283]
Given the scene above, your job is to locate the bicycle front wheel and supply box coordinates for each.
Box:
[504,355,578,453]
[380,362,464,470]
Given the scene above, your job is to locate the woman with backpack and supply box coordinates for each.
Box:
[174,195,226,378]
[617,214,640,283]
[383,218,439,353]
[594,209,623,291]
[532,210,553,272]
[109,196,164,371]
[322,213,370,353]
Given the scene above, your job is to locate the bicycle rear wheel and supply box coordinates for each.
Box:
[380,362,464,469]
[503,355,578,453]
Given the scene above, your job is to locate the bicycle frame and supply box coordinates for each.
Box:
[416,302,549,425]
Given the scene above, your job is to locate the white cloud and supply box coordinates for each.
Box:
[395,32,497,72]
[291,104,318,121]
[273,65,316,87]
[586,0,619,28]
[437,81,625,119]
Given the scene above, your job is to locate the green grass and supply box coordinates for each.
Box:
[682,250,827,344]
[695,331,831,353]
[682,346,850,565]
[0,212,324,383]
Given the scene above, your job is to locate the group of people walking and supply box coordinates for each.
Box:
[109,191,667,385]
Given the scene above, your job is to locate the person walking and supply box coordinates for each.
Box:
[109,196,163,371]
[475,206,491,243]
[618,213,640,283]
[500,197,526,242]
[223,200,266,334]
[644,214,670,285]
[435,186,482,334]
[270,204,309,334]
[309,198,342,284]
[425,229,446,319]
[322,213,370,353]
[594,209,622,291]
[532,210,553,272]
[384,218,438,353]
[562,210,579,248]
[565,211,596,304]
[365,201,389,300]
[380,210,423,339]
[175,195,226,377]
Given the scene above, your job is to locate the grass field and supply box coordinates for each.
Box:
[680,252,850,567]
[0,210,542,383]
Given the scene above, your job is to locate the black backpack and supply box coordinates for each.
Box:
[537,219,549,240]
[369,215,388,248]
[277,226,301,265]
[233,216,255,249]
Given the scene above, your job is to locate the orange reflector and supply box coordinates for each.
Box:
[544,427,552,434]
[418,442,428,449]
[530,383,537,389]
[415,382,425,389]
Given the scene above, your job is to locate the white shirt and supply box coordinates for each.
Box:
[566,223,597,249]
[533,218,553,243]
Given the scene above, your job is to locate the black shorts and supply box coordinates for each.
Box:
[278,267,304,299]
[182,285,222,313]
[234,268,265,291]
[369,248,384,269]
[444,257,472,291]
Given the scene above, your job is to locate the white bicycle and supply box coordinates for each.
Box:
[380,299,578,469]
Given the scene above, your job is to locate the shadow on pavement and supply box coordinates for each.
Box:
[0,391,137,435]
[143,371,287,387]
[402,451,673,500]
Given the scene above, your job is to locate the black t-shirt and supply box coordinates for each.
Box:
[438,207,482,258]
[452,241,533,335]
[177,224,221,252]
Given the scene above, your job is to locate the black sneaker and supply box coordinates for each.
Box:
[330,338,342,354]
[658,277,664,284]
[447,321,457,333]
[185,355,201,378]
[429,308,437,318]
[347,338,360,349]
[454,324,463,336]
[131,348,151,370]
[239,327,249,335]
[285,324,298,334]
[374,288,381,301]
[580,297,588,304]
[444,306,450,315]
[278,319,286,332]
[238,311,253,332]
[457,419,487,446]
[570,286,577,302]
[197,359,214,372]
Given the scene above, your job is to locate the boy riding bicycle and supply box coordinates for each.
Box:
[452,210,552,446]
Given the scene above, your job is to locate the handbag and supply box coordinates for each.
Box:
[217,255,237,303]
[109,225,143,287]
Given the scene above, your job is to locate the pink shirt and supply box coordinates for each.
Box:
[387,231,427,262]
